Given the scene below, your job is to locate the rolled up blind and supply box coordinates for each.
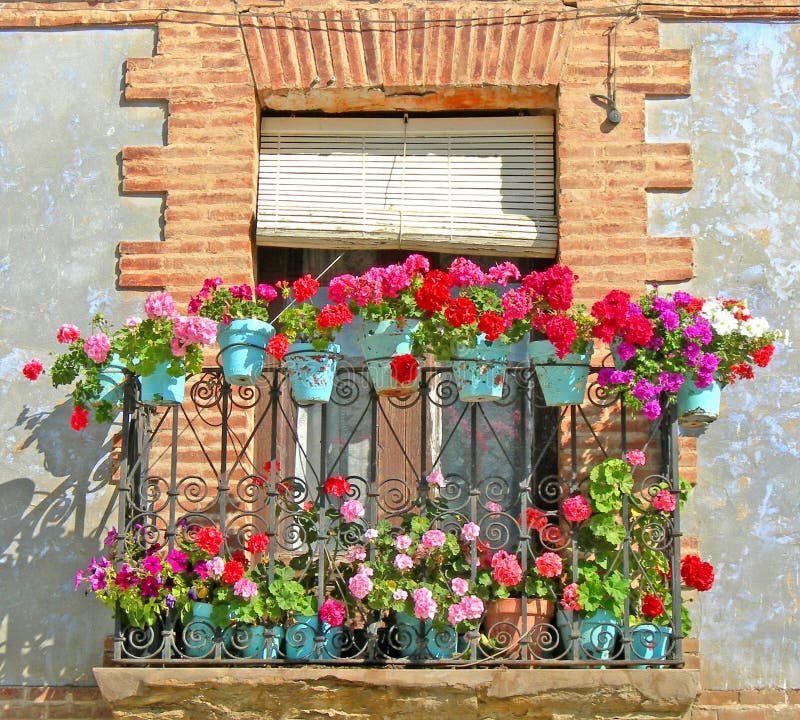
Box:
[257,115,557,258]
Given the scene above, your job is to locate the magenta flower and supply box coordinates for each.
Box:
[166,549,188,572]
[487,501,502,512]
[642,399,662,420]
[141,555,162,574]
[103,527,118,546]
[140,575,161,598]
[319,598,346,627]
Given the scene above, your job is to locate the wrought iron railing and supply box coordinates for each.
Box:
[112,361,683,666]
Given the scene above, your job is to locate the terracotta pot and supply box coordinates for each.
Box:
[483,598,556,660]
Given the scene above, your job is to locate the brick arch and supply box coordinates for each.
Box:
[241,6,575,111]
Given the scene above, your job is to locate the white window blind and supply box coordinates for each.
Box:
[256,116,557,258]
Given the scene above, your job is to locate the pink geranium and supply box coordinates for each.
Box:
[319,597,346,627]
[535,552,562,578]
[340,499,365,524]
[460,522,480,542]
[143,291,178,319]
[421,529,446,549]
[83,332,111,363]
[412,587,437,621]
[652,489,677,513]
[560,582,582,611]
[562,494,592,523]
[56,324,81,344]
[626,449,647,466]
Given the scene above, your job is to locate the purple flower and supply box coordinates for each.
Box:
[103,527,118,546]
[660,309,680,331]
[596,368,615,386]
[684,316,712,345]
[682,342,701,367]
[616,341,637,363]
[188,588,198,600]
[632,379,660,402]
[673,291,692,305]
[642,399,662,420]
[74,570,83,591]
[166,593,176,609]
[658,372,685,394]
[193,560,209,580]
[651,297,675,314]
[646,336,665,351]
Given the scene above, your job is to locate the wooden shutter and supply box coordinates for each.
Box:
[256,116,557,258]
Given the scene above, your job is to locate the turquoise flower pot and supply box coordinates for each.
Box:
[630,624,671,668]
[529,340,593,406]
[677,377,721,427]
[356,319,420,396]
[389,612,458,659]
[452,335,509,402]
[284,615,345,660]
[139,361,185,405]
[217,318,275,386]
[557,608,620,662]
[223,624,284,659]
[284,343,340,403]
[97,353,126,406]
[182,601,216,658]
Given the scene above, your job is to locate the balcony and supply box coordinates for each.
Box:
[107,361,685,668]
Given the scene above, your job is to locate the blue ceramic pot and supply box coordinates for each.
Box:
[356,319,420,396]
[97,354,126,406]
[223,624,284,659]
[529,340,593,406]
[139,361,185,405]
[217,318,275,386]
[677,377,721,427]
[388,612,458,659]
[182,601,216,658]
[284,615,346,660]
[452,335,509,402]
[630,623,671,667]
[557,608,621,662]
[284,342,340,403]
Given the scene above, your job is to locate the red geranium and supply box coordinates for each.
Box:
[591,290,631,343]
[680,554,715,592]
[533,312,578,359]
[221,559,245,584]
[390,354,419,385]
[443,297,478,328]
[317,302,353,328]
[730,362,754,381]
[69,406,90,431]
[22,358,44,381]
[641,593,665,619]
[414,270,452,314]
[246,533,269,554]
[477,311,509,341]
[520,506,548,532]
[751,343,774,368]
[522,265,576,312]
[196,527,225,555]
[231,549,248,567]
[266,333,289,361]
[623,313,654,347]
[324,475,352,498]
[292,274,320,303]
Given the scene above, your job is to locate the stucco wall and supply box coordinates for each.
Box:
[649,22,800,689]
[0,29,162,684]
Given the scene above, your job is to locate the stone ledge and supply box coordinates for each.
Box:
[94,667,700,720]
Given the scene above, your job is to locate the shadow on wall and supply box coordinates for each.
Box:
[1,404,119,684]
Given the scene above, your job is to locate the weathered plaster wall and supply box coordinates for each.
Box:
[0,29,162,684]
[648,22,800,689]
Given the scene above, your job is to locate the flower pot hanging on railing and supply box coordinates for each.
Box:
[284,342,340,404]
[556,608,621,662]
[223,623,283,659]
[284,614,346,660]
[387,612,459,660]
[356,319,420,397]
[676,376,722,428]
[528,340,593,406]
[451,335,509,402]
[217,318,275,386]
[138,361,186,405]
[97,353,127,407]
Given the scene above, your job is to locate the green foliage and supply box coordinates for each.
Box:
[588,459,634,513]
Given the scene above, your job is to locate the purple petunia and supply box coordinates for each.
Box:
[642,399,662,420]
[631,379,660,402]
[660,309,680,331]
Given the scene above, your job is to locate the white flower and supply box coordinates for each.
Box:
[741,316,769,338]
